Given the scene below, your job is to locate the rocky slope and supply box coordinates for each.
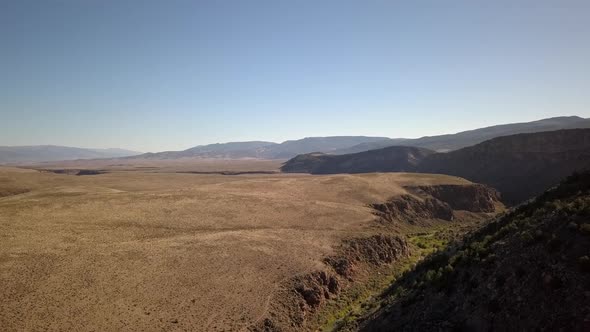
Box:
[404,115,590,152]
[336,116,590,153]
[281,146,435,174]
[250,183,502,331]
[419,128,590,204]
[283,129,590,205]
[342,171,590,332]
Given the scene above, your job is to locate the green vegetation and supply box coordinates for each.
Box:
[317,255,421,331]
[332,171,590,331]
[318,224,463,331]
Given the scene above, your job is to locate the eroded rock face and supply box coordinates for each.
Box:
[252,235,411,331]
[410,184,500,213]
[371,194,454,223]
[294,271,341,310]
[326,235,411,279]
[358,172,590,332]
[250,185,500,331]
[250,271,341,331]
[371,184,501,224]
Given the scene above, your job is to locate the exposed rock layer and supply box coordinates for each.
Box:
[354,171,590,332]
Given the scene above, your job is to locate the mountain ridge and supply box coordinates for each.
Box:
[0,145,141,164]
[2,116,589,163]
[129,116,590,160]
[283,128,590,204]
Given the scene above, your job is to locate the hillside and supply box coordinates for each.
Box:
[284,129,590,205]
[136,141,277,159]
[407,115,590,152]
[335,116,590,153]
[419,128,590,204]
[262,136,391,159]
[122,116,590,161]
[342,171,590,331]
[129,136,390,160]
[281,146,435,174]
[331,139,407,155]
[0,145,141,164]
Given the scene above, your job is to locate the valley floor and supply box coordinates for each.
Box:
[0,163,488,331]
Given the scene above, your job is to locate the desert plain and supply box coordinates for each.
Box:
[0,160,489,331]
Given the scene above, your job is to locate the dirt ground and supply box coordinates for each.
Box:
[0,162,471,331]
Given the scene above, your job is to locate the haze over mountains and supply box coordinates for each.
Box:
[123,116,590,161]
[416,115,590,150]
[1,116,589,164]
[134,136,391,161]
[0,146,141,164]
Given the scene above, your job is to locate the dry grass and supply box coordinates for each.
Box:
[0,162,470,331]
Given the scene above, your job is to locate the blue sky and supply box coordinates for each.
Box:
[2,1,589,152]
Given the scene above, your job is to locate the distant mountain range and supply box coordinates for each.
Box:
[419,128,590,204]
[137,141,277,160]
[0,146,141,164]
[1,116,589,164]
[130,136,391,160]
[333,115,590,154]
[283,128,590,204]
[130,116,590,160]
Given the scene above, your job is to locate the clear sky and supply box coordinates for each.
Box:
[2,1,589,152]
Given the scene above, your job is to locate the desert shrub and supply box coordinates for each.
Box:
[561,197,590,216]
[449,251,464,267]
[469,241,488,258]
[424,269,437,283]
[443,264,454,274]
[545,200,564,211]
[533,206,548,218]
[496,222,519,239]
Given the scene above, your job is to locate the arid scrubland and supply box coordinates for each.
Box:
[0,162,497,331]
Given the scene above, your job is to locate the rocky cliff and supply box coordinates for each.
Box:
[344,171,590,332]
[250,183,502,331]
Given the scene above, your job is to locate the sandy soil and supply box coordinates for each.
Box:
[0,164,470,331]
